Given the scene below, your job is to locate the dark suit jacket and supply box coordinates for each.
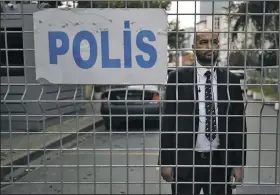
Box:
[158,67,247,180]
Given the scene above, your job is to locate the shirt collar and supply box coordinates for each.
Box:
[195,57,217,78]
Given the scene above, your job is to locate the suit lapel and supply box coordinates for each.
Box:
[180,67,199,102]
[217,69,228,105]
[216,69,228,133]
[193,68,200,137]
[180,68,199,134]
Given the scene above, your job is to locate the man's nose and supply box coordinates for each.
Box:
[206,41,213,49]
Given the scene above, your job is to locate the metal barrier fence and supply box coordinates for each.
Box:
[0,0,279,194]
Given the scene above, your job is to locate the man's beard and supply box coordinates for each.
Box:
[196,53,218,65]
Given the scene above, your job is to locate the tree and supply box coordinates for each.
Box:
[228,50,258,67]
[168,20,186,49]
[229,1,279,67]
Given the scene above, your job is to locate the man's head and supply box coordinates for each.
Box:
[192,28,219,66]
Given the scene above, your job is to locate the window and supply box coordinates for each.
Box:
[214,16,220,30]
[0,27,24,77]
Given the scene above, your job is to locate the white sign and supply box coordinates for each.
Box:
[33,8,168,84]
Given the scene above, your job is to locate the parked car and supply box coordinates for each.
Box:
[100,85,165,130]
[100,67,179,130]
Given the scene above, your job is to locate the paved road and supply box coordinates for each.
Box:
[1,102,279,194]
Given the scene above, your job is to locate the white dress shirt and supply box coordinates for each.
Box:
[195,61,219,152]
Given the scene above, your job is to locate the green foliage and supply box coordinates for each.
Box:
[248,79,278,98]
[262,80,278,98]
[230,1,279,44]
[229,1,279,67]
[168,20,186,49]
[247,71,261,90]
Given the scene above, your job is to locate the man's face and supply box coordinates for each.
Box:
[192,31,219,65]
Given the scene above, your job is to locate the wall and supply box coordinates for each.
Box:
[0,4,86,132]
[196,20,207,30]
[183,27,195,49]
[199,0,229,21]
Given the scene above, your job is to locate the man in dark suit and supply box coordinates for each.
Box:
[159,29,247,194]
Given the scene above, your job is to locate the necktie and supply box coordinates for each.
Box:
[204,71,217,141]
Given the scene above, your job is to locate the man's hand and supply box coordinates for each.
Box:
[230,167,244,188]
[161,167,173,182]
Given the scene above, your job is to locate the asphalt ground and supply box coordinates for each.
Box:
[1,102,279,194]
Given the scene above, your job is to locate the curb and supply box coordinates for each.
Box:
[245,93,279,111]
[275,102,279,110]
[1,119,104,181]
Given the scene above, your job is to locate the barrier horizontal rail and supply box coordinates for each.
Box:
[1,147,279,151]
[0,0,279,194]
[1,181,278,185]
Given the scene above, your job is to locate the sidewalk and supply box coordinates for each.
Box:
[0,103,103,181]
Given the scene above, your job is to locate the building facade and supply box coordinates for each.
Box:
[199,0,229,21]
[0,4,86,132]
